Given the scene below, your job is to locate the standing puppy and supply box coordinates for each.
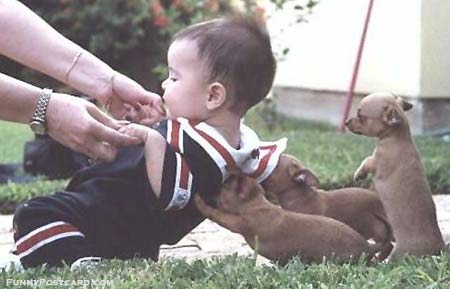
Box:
[195,169,380,265]
[345,92,446,259]
[262,154,393,259]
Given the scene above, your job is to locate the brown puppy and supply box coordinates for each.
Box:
[195,169,379,265]
[345,92,446,259]
[262,154,393,259]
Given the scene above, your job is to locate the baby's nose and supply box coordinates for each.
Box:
[161,79,168,90]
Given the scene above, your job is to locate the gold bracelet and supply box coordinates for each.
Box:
[64,51,83,83]
[104,71,117,111]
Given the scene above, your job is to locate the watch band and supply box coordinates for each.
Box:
[32,88,52,123]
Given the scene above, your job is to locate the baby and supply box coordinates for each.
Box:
[8,14,286,269]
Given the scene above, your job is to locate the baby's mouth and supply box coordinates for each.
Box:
[160,98,169,117]
[161,103,168,117]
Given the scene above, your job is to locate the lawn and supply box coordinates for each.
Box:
[0,121,67,213]
[1,255,450,289]
[1,107,450,288]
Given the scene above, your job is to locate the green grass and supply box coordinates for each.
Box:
[0,121,67,213]
[1,255,450,289]
[0,121,33,163]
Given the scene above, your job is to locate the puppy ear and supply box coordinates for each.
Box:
[293,169,320,187]
[382,106,402,126]
[395,96,413,111]
[237,175,258,200]
[224,165,244,193]
[288,162,302,178]
[401,100,413,111]
[226,165,241,176]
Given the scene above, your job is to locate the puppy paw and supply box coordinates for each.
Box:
[353,168,368,181]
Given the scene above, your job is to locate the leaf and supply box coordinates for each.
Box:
[307,0,319,9]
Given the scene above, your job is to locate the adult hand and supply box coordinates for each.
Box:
[105,72,166,122]
[46,93,141,162]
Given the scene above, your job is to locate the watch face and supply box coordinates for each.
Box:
[30,121,47,135]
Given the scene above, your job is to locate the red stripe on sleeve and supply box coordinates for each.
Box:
[179,158,190,190]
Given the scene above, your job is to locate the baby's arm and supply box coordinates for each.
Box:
[119,123,165,196]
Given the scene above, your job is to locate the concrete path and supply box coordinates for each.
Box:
[1,195,450,263]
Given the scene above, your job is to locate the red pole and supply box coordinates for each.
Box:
[338,0,375,132]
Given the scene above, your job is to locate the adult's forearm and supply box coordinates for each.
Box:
[0,0,114,101]
[0,73,40,124]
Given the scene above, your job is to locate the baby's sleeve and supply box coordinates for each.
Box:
[155,120,222,211]
[158,143,193,210]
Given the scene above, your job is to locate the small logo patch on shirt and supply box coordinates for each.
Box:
[167,188,191,210]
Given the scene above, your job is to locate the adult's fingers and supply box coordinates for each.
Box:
[45,93,137,162]
[87,106,141,148]
[47,125,117,162]
[107,97,128,119]
[82,135,118,163]
[152,95,167,117]
[135,90,165,113]
[87,104,122,130]
[109,72,165,118]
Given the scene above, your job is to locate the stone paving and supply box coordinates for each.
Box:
[1,195,450,264]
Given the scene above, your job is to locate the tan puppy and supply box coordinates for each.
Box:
[345,92,446,259]
[195,169,380,265]
[262,154,393,258]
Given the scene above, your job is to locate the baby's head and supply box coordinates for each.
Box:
[162,14,276,120]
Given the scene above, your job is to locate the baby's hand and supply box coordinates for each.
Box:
[125,102,166,126]
[118,123,149,143]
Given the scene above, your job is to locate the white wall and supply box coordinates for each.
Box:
[267,0,449,98]
[421,0,450,97]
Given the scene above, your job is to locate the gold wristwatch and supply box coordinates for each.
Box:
[29,88,52,135]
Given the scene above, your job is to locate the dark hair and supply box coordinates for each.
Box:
[172,14,276,114]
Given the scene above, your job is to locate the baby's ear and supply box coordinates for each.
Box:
[206,82,227,111]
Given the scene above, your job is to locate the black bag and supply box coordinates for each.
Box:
[23,135,89,179]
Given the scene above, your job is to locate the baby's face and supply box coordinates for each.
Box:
[162,39,210,121]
